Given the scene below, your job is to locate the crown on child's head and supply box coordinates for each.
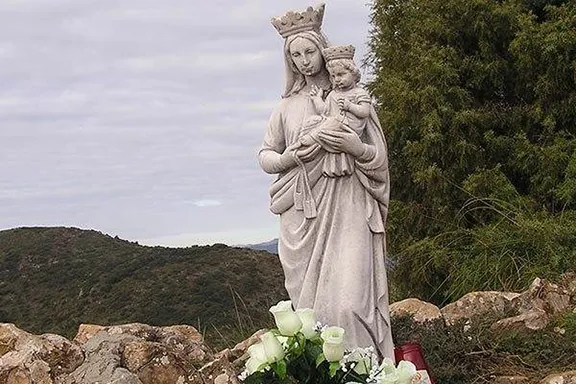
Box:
[322,45,355,62]
[271,3,325,38]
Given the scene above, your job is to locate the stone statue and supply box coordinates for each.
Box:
[259,3,393,359]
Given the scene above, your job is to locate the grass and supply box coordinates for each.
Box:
[392,311,576,383]
[389,198,576,306]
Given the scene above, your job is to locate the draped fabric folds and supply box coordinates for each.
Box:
[258,93,393,359]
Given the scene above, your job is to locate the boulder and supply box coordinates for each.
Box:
[540,371,576,384]
[0,323,84,384]
[69,323,211,384]
[513,278,571,316]
[73,324,105,344]
[558,272,576,298]
[196,357,241,384]
[196,329,267,384]
[390,298,442,323]
[215,328,266,363]
[0,322,214,384]
[67,330,143,384]
[491,309,549,332]
[441,291,520,325]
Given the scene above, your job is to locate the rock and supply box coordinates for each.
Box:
[559,272,576,297]
[194,329,267,384]
[390,298,442,323]
[215,329,266,364]
[196,357,241,384]
[38,334,84,376]
[73,324,105,344]
[122,340,161,372]
[0,322,213,384]
[163,325,203,343]
[513,278,571,316]
[491,309,549,332]
[493,376,530,384]
[69,323,211,384]
[441,291,520,325]
[0,323,84,384]
[68,330,142,384]
[215,373,234,384]
[540,371,576,383]
[7,361,52,384]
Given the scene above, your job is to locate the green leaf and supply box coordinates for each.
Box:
[273,360,287,379]
[315,353,326,368]
[306,341,323,358]
[287,335,296,348]
[295,333,306,353]
[329,361,340,378]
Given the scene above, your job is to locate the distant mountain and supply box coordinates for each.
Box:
[243,238,278,254]
[0,227,286,349]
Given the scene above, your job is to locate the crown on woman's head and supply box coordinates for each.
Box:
[322,45,355,61]
[271,3,325,38]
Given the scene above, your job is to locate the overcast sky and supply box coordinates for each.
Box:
[0,0,374,246]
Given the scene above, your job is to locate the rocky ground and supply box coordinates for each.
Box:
[390,274,576,383]
[1,274,575,383]
[0,321,257,384]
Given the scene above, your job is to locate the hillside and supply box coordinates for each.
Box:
[0,227,286,349]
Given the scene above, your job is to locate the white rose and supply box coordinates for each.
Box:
[396,360,417,384]
[380,372,400,384]
[269,300,303,336]
[260,331,285,363]
[245,357,263,375]
[296,308,316,339]
[320,326,345,362]
[245,342,268,374]
[379,357,396,376]
[276,335,289,348]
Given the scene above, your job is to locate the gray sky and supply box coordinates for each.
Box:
[0,0,374,246]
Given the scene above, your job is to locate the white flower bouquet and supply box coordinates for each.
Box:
[240,300,431,384]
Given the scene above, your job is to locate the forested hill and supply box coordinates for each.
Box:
[0,227,286,347]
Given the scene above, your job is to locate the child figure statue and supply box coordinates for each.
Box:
[298,45,372,177]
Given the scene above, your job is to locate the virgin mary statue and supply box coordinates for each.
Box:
[258,3,394,359]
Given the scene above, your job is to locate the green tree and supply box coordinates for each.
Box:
[368,0,576,303]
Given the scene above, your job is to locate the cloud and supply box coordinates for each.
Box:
[0,0,374,244]
[117,50,276,75]
[192,199,222,207]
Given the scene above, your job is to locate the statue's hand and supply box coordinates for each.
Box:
[296,143,321,162]
[318,125,364,158]
[310,84,321,97]
[279,142,301,169]
[337,97,351,111]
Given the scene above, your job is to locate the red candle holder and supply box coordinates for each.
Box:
[394,342,435,384]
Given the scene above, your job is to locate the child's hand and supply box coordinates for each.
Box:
[337,97,351,111]
[310,85,321,97]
